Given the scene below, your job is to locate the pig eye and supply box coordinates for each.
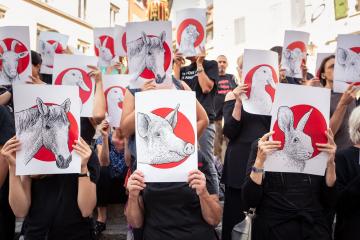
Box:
[351,62,355,66]
[147,51,152,56]
[155,132,161,137]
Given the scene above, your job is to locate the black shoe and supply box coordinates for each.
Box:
[93,221,107,237]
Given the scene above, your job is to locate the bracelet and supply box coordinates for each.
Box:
[196,67,204,74]
[251,166,264,173]
[78,171,90,178]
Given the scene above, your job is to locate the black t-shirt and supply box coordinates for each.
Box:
[23,151,100,240]
[141,151,217,240]
[180,60,219,121]
[214,74,237,120]
[0,105,15,145]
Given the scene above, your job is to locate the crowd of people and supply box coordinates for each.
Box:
[0,31,359,240]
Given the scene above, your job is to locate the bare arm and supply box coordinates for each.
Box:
[225,84,248,121]
[173,50,184,80]
[199,193,222,226]
[330,85,356,135]
[197,69,214,94]
[97,142,110,167]
[182,81,209,138]
[89,66,106,125]
[0,91,11,105]
[75,138,97,217]
[120,90,136,138]
[0,147,8,188]
[124,138,132,167]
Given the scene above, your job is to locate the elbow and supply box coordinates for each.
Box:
[92,113,106,125]
[10,203,30,218]
[79,204,96,218]
[201,87,212,94]
[205,211,222,226]
[127,218,144,229]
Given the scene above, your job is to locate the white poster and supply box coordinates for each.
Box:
[114,25,127,57]
[265,83,330,176]
[241,49,279,115]
[53,54,98,117]
[102,74,130,128]
[94,27,117,68]
[315,52,333,78]
[135,90,198,182]
[333,34,360,93]
[281,30,310,79]
[13,84,81,175]
[176,8,206,57]
[38,31,69,74]
[0,26,31,85]
[126,21,173,89]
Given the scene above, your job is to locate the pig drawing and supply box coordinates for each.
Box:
[137,104,195,165]
[336,47,360,82]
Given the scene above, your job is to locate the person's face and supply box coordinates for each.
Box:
[32,64,41,77]
[217,56,228,75]
[111,130,125,151]
[323,58,335,82]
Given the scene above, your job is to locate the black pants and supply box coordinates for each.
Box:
[96,167,127,206]
[0,174,15,240]
[222,186,245,240]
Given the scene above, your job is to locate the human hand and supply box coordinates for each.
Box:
[232,84,248,102]
[316,128,336,167]
[127,170,146,198]
[73,138,92,169]
[99,120,110,137]
[303,77,321,87]
[196,46,206,66]
[339,83,357,106]
[174,49,185,67]
[256,131,281,165]
[188,169,208,197]
[0,136,19,167]
[141,79,156,91]
[87,65,102,84]
[26,75,45,85]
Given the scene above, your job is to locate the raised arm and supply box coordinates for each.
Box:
[88,65,106,125]
[181,81,209,138]
[97,120,110,166]
[1,137,32,217]
[173,49,184,80]
[125,170,146,228]
[196,49,216,94]
[330,84,356,135]
[74,138,98,217]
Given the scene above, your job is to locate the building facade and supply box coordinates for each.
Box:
[0,0,146,55]
[213,0,360,75]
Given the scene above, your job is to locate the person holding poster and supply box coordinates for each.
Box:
[0,136,100,240]
[318,55,357,150]
[334,106,360,240]
[220,82,271,240]
[242,129,337,240]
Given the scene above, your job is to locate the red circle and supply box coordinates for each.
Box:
[149,107,195,169]
[0,38,30,74]
[287,41,307,65]
[272,104,327,158]
[122,32,127,53]
[350,47,360,54]
[54,68,92,104]
[47,40,64,54]
[94,35,115,58]
[139,35,171,79]
[104,86,126,112]
[32,103,79,161]
[244,64,278,102]
[177,19,204,47]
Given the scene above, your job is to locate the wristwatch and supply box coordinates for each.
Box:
[251,166,264,173]
[78,171,90,178]
[196,67,204,74]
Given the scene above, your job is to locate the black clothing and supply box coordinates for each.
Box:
[330,92,355,151]
[40,73,53,85]
[180,60,219,121]
[0,175,15,240]
[141,151,217,240]
[334,146,360,240]
[96,166,127,206]
[214,74,237,120]
[221,186,245,240]
[286,72,314,84]
[242,142,336,240]
[23,151,100,240]
[0,85,13,109]
[221,100,271,188]
[81,117,95,145]
[0,105,15,145]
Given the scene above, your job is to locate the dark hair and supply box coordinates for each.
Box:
[318,54,335,86]
[31,50,42,66]
[270,46,283,56]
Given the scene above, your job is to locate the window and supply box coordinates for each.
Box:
[135,0,145,8]
[234,17,245,45]
[110,3,120,27]
[78,0,87,20]
[0,4,7,19]
[77,39,90,54]
[36,23,58,37]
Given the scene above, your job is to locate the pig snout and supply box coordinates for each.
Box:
[184,143,194,155]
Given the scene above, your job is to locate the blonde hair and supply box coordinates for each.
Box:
[348,106,360,144]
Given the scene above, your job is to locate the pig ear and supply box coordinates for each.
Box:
[165,104,180,129]
[36,97,49,116]
[141,32,151,46]
[137,112,151,138]
[337,47,349,65]
[160,31,166,44]
[61,98,71,113]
